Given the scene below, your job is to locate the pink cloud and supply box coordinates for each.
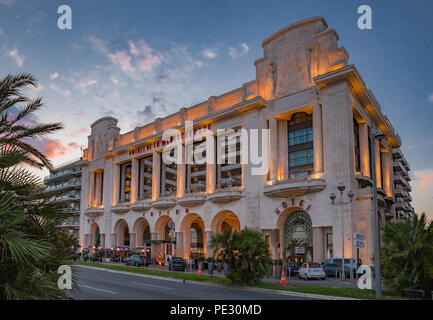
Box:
[32,137,68,159]
[412,169,433,219]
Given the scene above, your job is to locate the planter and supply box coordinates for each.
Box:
[266,264,273,277]
[275,265,283,280]
[208,264,214,275]
[224,263,230,275]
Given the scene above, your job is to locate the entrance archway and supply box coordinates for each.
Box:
[180,214,206,259]
[211,210,241,234]
[281,210,313,263]
[90,222,101,247]
[114,219,130,247]
[133,217,151,247]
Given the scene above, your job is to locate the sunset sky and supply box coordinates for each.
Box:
[0,0,432,217]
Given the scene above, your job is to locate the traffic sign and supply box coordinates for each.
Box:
[353,240,365,248]
[353,233,365,241]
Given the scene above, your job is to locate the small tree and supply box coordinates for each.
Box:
[381,213,433,297]
[210,227,271,285]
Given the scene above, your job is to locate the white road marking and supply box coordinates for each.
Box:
[130,281,175,290]
[79,284,118,295]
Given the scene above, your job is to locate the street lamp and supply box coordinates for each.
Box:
[330,183,354,281]
[370,125,385,298]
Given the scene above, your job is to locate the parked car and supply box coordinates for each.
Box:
[322,258,359,272]
[285,262,300,275]
[168,257,186,271]
[124,255,148,267]
[84,253,101,262]
[298,262,326,280]
[322,263,352,278]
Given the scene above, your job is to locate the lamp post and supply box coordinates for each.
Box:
[330,183,354,281]
[369,125,386,299]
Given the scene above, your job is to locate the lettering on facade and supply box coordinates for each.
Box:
[128,124,212,157]
[274,199,312,215]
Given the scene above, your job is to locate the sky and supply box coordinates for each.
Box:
[0,0,432,217]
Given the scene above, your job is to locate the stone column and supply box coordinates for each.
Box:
[277,120,288,180]
[313,227,325,262]
[100,234,106,248]
[129,233,136,250]
[206,135,216,194]
[110,233,117,248]
[152,152,161,201]
[206,231,215,258]
[112,163,120,206]
[175,232,184,258]
[139,158,145,199]
[359,123,370,177]
[88,171,95,207]
[381,150,392,197]
[131,158,139,203]
[269,116,278,181]
[374,140,382,189]
[313,103,324,173]
[177,144,186,198]
[150,232,158,260]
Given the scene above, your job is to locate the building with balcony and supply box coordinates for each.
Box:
[44,158,84,238]
[79,17,412,265]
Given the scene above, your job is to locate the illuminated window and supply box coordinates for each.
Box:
[186,139,207,193]
[288,113,313,179]
[119,162,132,202]
[138,155,153,200]
[218,128,242,189]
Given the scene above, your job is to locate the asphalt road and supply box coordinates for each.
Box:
[68,266,317,300]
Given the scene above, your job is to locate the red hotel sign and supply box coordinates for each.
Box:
[274,199,312,215]
[129,124,212,157]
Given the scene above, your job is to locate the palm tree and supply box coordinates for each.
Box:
[0,73,76,300]
[210,227,271,285]
[381,213,433,297]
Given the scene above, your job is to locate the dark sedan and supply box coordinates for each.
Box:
[322,263,352,278]
[285,262,300,275]
[124,255,148,267]
[168,257,186,271]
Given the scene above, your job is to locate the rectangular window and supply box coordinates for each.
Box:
[187,140,207,193]
[353,120,361,173]
[218,129,242,189]
[287,112,314,179]
[139,155,153,200]
[119,162,132,202]
[161,153,177,197]
[288,127,313,146]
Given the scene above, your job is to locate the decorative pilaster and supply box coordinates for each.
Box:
[359,123,370,177]
[313,103,324,173]
[269,116,278,181]
[152,151,161,201]
[131,158,139,203]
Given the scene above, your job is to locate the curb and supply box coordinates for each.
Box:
[74,264,359,300]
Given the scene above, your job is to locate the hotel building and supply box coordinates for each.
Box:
[79,17,413,265]
[44,158,84,238]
